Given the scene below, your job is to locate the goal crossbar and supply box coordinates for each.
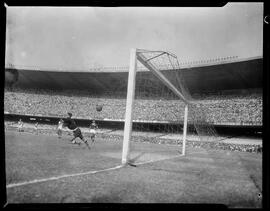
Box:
[137,52,190,105]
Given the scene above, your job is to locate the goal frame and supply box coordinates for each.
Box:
[121,48,189,165]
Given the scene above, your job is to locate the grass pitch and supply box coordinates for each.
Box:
[5,130,262,207]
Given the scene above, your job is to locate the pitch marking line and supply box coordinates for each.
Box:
[136,155,184,165]
[6,165,123,189]
[6,152,201,189]
[131,151,203,166]
[132,154,185,166]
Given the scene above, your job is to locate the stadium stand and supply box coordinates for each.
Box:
[4,87,262,126]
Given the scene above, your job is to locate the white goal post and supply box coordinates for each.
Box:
[121,48,190,165]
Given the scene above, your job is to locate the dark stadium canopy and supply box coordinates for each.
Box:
[5,57,262,94]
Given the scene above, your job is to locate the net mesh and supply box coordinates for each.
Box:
[132,49,219,144]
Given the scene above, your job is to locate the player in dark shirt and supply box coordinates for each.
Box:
[63,112,90,150]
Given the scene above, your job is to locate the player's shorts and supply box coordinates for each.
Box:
[90,129,96,137]
[90,129,96,134]
[57,129,62,136]
[73,128,83,139]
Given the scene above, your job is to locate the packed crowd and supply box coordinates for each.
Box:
[4,87,262,126]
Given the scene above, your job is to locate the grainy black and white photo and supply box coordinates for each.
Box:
[4,3,263,208]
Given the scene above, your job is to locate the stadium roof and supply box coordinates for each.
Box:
[5,56,263,94]
[5,56,261,72]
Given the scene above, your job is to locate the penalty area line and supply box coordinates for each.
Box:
[6,165,123,189]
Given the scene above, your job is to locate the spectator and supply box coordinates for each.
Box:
[4,87,262,126]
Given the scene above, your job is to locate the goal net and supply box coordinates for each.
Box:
[122,49,218,165]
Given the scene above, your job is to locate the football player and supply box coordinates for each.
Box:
[89,120,98,144]
[63,112,90,150]
[18,119,23,132]
[57,119,64,139]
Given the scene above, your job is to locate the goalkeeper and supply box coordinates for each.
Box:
[63,112,90,150]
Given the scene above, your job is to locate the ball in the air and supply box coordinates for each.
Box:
[96,104,103,112]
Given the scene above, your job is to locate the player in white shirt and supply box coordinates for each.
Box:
[57,119,64,139]
[89,120,98,144]
[35,122,39,135]
[18,119,23,132]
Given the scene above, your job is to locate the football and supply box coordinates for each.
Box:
[96,104,103,112]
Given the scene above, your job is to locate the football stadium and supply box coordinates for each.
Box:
[4,4,263,208]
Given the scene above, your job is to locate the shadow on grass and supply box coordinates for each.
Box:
[128,152,146,165]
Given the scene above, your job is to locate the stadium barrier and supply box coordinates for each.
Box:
[4,112,262,154]
[4,112,262,136]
